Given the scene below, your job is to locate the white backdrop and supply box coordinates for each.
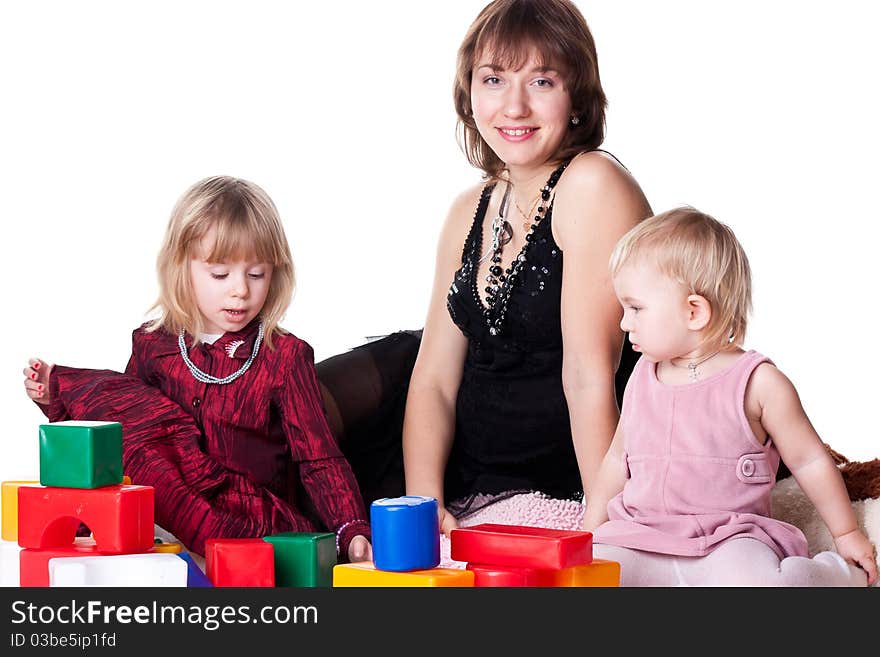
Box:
[2,0,877,486]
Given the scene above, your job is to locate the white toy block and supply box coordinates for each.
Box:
[49,552,187,587]
[1,539,23,587]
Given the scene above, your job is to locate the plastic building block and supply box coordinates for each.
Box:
[263,532,336,587]
[1,540,23,587]
[467,563,543,587]
[450,524,593,570]
[49,552,187,587]
[152,541,183,554]
[20,537,99,587]
[535,559,620,587]
[205,538,275,587]
[370,496,440,572]
[333,561,474,587]
[39,421,123,489]
[2,481,40,542]
[467,559,620,587]
[17,484,154,554]
[178,552,213,588]
[19,537,100,587]
[122,476,131,485]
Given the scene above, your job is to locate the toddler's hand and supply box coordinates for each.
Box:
[23,358,53,405]
[347,534,372,563]
[834,528,877,586]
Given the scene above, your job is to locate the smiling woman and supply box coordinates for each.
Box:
[398,0,653,535]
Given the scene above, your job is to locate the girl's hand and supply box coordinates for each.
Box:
[439,507,459,537]
[347,535,372,563]
[23,358,53,405]
[834,528,878,585]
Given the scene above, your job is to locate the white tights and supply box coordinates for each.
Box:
[593,539,868,587]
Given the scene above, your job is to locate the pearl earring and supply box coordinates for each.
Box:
[570,115,580,126]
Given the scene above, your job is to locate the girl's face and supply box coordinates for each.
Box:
[612,261,696,363]
[470,47,572,173]
[189,231,273,335]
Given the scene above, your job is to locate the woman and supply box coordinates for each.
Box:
[402,0,652,534]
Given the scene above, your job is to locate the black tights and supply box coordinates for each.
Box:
[315,330,421,507]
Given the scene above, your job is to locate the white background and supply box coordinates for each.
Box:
[1,0,877,485]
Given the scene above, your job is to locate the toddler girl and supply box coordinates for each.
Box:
[582,207,876,586]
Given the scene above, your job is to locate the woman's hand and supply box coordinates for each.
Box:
[834,528,877,586]
[439,507,459,537]
[347,535,373,563]
[23,358,53,405]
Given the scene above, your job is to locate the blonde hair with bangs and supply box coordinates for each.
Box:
[454,0,607,177]
[148,175,295,349]
[609,207,752,352]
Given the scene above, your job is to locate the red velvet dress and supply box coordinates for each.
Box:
[41,319,369,556]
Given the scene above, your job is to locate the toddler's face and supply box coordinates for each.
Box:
[612,261,693,363]
[189,229,273,335]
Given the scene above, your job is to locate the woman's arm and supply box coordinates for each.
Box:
[754,363,877,584]
[402,186,478,530]
[553,152,651,495]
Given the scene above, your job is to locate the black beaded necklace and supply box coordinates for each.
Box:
[482,161,569,336]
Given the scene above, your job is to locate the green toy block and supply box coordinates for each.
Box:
[263,532,336,587]
[39,421,123,489]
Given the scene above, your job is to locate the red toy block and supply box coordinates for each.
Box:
[19,538,100,587]
[467,563,542,587]
[205,538,275,587]
[450,524,593,570]
[18,485,154,554]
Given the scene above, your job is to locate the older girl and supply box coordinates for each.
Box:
[24,176,371,560]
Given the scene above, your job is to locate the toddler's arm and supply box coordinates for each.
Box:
[581,421,627,531]
[755,363,877,585]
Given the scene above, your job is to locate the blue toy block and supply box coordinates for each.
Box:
[178,552,213,588]
[370,496,440,572]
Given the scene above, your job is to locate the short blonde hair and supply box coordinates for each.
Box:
[148,176,294,349]
[609,207,752,352]
[454,0,606,178]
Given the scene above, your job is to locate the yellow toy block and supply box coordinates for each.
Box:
[1,481,40,542]
[333,561,474,587]
[152,542,183,554]
[539,559,620,587]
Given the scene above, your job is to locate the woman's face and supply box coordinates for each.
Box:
[470,47,573,173]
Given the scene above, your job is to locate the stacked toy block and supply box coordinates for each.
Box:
[11,420,186,587]
[450,523,620,587]
[333,496,474,586]
[1,481,41,586]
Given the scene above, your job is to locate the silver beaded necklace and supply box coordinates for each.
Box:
[178,322,264,384]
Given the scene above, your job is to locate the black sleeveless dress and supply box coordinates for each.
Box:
[444,180,639,513]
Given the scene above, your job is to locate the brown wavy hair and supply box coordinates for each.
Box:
[148,176,294,349]
[454,0,607,177]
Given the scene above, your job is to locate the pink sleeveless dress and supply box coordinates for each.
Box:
[593,350,808,559]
